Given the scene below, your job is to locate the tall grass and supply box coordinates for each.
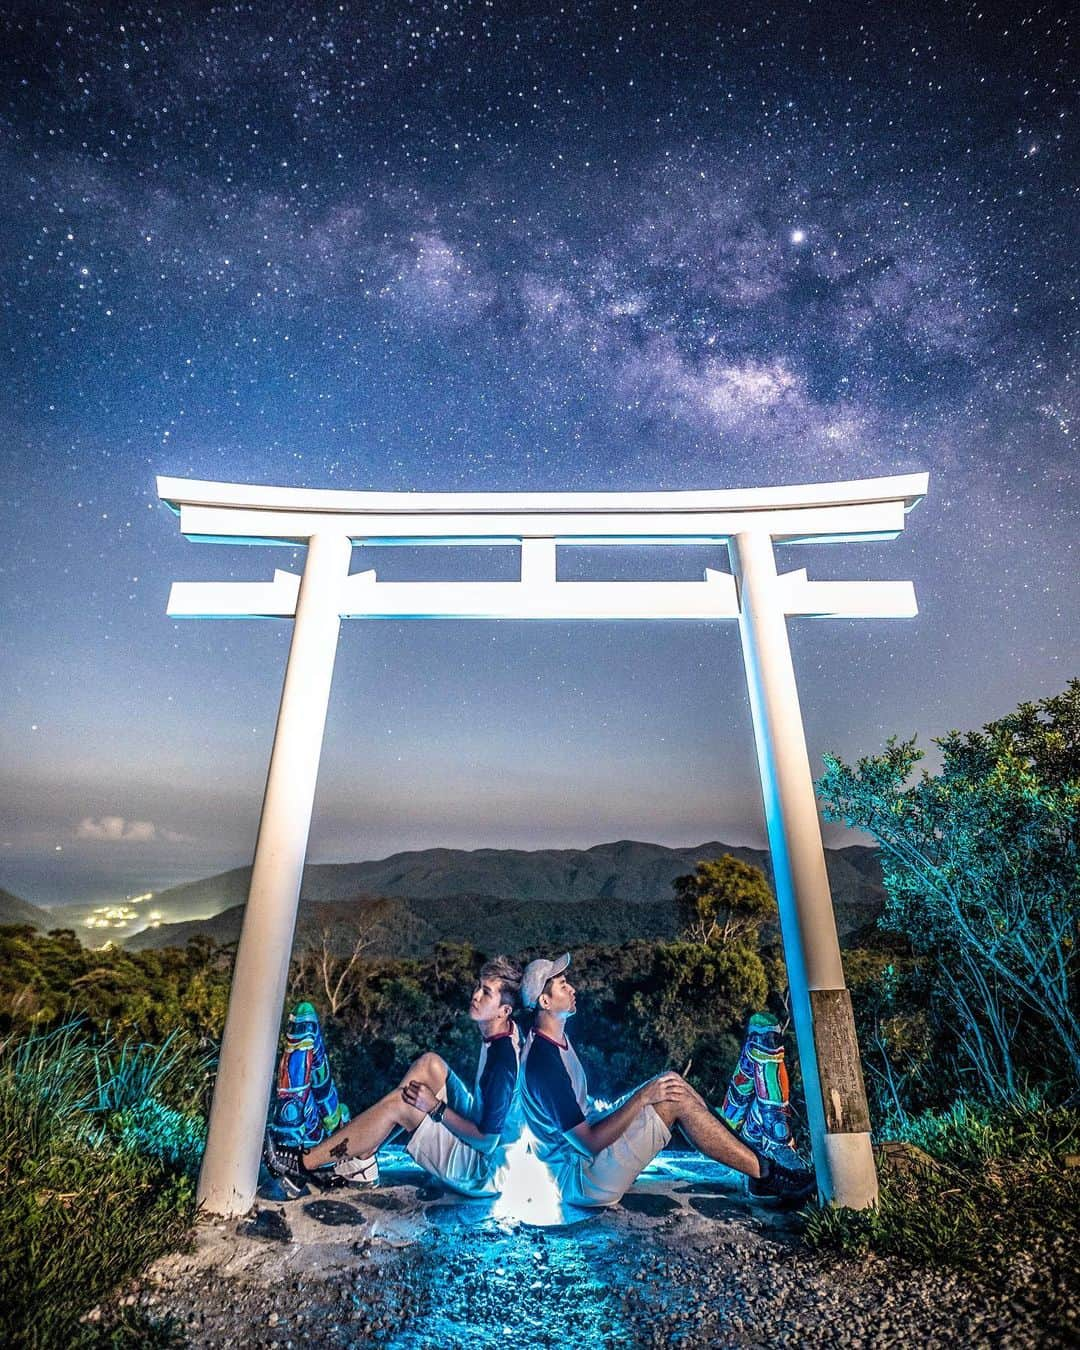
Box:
[0,1022,207,1349]
[804,1099,1080,1339]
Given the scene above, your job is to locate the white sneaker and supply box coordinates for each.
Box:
[332,1154,379,1186]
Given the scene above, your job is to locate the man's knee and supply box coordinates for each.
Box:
[668,1072,708,1109]
[409,1050,448,1082]
[648,1073,707,1125]
[652,1100,678,1127]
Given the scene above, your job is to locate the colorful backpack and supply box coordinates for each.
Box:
[268,1000,350,1148]
[720,1011,801,1163]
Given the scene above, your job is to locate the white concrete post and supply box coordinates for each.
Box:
[196,532,352,1217]
[729,531,878,1209]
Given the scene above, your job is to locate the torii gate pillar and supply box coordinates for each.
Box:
[196,532,352,1216]
[730,531,875,1207]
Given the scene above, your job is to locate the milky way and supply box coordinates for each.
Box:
[1,2,1076,905]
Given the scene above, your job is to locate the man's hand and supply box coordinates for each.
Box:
[638,1072,691,1108]
[402,1080,439,1115]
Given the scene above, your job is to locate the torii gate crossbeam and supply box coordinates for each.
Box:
[158,472,929,1217]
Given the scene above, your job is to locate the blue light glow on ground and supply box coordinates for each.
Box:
[348,1143,747,1347]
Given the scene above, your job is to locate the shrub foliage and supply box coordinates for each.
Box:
[804,1099,1080,1337]
[818,679,1080,1107]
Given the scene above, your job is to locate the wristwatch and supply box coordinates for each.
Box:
[429,1100,447,1123]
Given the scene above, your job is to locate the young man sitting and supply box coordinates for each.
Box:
[519,952,816,1208]
[265,955,523,1198]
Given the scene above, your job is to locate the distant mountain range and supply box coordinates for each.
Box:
[121,892,683,958]
[2,841,887,955]
[0,887,52,930]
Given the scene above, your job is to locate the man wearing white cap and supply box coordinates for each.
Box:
[519,952,816,1207]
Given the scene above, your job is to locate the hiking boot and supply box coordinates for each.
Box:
[748,1156,817,1208]
[263,1132,347,1192]
[257,1170,310,1202]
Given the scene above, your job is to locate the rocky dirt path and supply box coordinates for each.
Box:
[127,1154,1072,1348]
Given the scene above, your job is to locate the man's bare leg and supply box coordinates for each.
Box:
[304,1052,449,1167]
[653,1080,764,1178]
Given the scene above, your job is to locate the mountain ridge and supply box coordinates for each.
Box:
[0,887,51,930]
[5,840,886,951]
[117,840,885,954]
[137,838,880,909]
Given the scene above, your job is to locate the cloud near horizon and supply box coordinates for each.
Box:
[75,816,186,844]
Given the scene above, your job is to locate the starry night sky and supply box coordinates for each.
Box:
[2,1,1076,907]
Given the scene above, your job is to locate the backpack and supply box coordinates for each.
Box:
[268,1000,350,1147]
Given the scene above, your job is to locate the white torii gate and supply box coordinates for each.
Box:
[158,471,928,1218]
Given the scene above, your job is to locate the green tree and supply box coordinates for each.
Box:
[672,855,777,947]
[631,856,780,1092]
[637,940,768,1081]
[816,680,1080,1103]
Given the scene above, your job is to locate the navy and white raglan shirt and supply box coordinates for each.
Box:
[470,1028,522,1144]
[520,1029,591,1163]
[407,1023,523,1196]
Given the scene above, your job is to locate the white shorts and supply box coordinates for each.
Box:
[405,1070,501,1198]
[558,1102,672,1208]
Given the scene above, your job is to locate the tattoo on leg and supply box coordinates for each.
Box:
[330,1139,349,1160]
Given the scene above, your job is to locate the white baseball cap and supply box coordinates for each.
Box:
[521,953,571,1009]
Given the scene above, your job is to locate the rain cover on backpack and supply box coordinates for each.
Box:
[268,1000,350,1147]
[720,1011,802,1163]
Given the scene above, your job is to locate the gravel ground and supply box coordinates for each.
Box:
[118,1159,1075,1349]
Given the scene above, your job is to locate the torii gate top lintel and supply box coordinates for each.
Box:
[157,471,928,520]
[156,471,928,549]
[158,471,928,621]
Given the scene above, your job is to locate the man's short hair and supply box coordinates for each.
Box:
[479,955,522,1010]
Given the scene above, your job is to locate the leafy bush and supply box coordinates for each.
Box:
[0,1024,201,1349]
[110,1099,206,1174]
[817,680,1080,1105]
[841,950,947,1119]
[0,927,232,1051]
[93,1029,213,1119]
[634,940,769,1088]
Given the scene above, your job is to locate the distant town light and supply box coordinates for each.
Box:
[89,902,140,929]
